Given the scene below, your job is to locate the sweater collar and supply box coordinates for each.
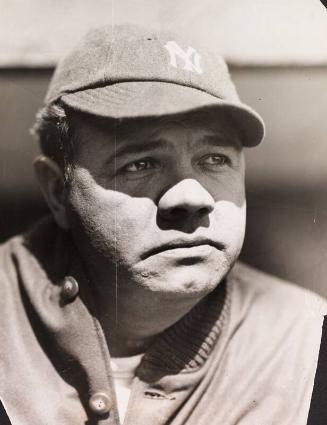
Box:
[141,280,230,374]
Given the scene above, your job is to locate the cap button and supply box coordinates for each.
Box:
[61,276,79,302]
[89,392,112,415]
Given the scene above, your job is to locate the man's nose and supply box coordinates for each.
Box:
[158,179,215,221]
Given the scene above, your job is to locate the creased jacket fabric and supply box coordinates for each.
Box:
[0,217,325,425]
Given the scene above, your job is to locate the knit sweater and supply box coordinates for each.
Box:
[0,217,325,425]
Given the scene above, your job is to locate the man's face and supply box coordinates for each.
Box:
[65,111,246,300]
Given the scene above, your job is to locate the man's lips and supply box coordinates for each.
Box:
[141,239,225,260]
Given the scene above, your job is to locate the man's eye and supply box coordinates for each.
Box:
[200,154,229,167]
[122,159,158,173]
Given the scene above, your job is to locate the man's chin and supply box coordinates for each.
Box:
[132,252,232,299]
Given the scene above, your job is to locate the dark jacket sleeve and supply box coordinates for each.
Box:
[0,401,12,425]
[307,316,327,425]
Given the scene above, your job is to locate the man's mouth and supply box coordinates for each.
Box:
[141,239,225,260]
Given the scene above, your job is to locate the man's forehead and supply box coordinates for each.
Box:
[71,109,243,149]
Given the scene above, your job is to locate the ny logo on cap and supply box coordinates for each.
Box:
[164,41,203,75]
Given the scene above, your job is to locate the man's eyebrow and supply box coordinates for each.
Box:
[202,134,242,149]
[107,139,170,162]
[104,133,241,166]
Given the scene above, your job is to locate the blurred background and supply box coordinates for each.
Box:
[1,0,327,296]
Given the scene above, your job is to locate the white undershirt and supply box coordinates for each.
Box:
[110,354,143,423]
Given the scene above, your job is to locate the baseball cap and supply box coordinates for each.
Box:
[46,24,265,147]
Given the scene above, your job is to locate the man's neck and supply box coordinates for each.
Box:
[97,290,203,357]
[83,265,205,357]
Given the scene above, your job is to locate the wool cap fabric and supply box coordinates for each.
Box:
[46,24,265,147]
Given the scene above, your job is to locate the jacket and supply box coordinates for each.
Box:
[0,217,325,425]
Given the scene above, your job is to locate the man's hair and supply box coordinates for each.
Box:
[32,102,75,181]
[32,103,120,182]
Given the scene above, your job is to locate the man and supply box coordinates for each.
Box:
[0,24,325,425]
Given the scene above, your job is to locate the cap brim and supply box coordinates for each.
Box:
[61,81,265,147]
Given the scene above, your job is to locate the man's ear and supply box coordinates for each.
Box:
[34,155,70,229]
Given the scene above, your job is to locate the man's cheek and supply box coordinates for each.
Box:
[67,190,141,260]
[213,201,246,247]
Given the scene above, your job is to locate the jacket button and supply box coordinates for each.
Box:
[89,392,112,415]
[61,276,79,302]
